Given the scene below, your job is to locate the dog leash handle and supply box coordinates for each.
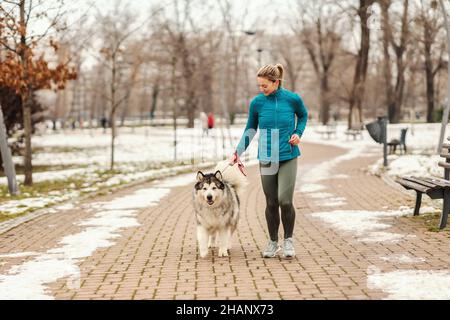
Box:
[231,152,247,177]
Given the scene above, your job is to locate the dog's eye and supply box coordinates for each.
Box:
[212,187,217,190]
[203,188,207,191]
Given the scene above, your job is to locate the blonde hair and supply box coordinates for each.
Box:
[257,63,284,88]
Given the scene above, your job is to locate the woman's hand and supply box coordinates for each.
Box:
[289,134,301,146]
[229,152,238,165]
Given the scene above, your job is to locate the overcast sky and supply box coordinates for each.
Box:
[26,0,297,37]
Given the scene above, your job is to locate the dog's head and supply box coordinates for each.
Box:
[194,171,225,207]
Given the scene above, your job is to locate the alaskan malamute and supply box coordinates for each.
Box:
[193,161,247,258]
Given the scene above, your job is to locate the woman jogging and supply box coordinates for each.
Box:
[230,63,308,259]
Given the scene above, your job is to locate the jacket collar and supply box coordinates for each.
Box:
[267,87,282,98]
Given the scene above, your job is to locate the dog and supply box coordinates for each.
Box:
[193,161,247,258]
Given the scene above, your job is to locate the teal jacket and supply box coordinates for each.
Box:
[235,87,308,162]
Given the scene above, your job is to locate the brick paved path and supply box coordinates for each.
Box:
[0,142,449,300]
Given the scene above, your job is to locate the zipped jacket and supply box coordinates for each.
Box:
[235,87,308,162]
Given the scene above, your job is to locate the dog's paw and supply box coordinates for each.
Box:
[218,248,229,257]
[199,249,209,258]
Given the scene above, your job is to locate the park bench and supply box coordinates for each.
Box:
[388,128,408,154]
[395,137,450,229]
[345,123,363,140]
[315,124,337,140]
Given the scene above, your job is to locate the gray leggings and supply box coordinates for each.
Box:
[259,158,298,242]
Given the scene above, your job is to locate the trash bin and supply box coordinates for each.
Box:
[365,117,387,144]
[366,121,382,144]
[366,116,388,167]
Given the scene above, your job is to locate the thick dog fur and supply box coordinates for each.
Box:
[193,161,248,258]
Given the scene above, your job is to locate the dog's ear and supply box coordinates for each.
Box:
[214,171,223,181]
[196,171,205,182]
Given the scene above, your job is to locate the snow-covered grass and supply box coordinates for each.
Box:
[365,123,450,179]
[0,123,259,221]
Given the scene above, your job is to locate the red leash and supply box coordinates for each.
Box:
[229,152,247,177]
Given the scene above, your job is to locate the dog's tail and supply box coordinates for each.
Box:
[214,160,248,198]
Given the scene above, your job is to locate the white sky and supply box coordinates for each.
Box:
[28,0,296,34]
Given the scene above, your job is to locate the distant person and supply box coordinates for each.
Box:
[332,111,339,122]
[200,112,209,137]
[101,116,108,133]
[207,112,215,131]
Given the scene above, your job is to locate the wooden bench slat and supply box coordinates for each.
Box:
[440,152,450,159]
[438,161,450,169]
[396,178,430,193]
[404,176,440,188]
[416,176,450,188]
[442,143,450,149]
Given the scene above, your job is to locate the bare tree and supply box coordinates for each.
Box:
[379,0,411,123]
[295,0,342,125]
[343,0,377,129]
[414,0,446,122]
[0,0,75,185]
[218,0,255,124]
[271,34,306,92]
[94,1,148,170]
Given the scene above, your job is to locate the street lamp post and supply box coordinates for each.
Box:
[0,104,19,196]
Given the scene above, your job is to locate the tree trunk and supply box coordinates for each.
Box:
[110,109,116,171]
[150,83,159,119]
[393,50,407,123]
[320,72,331,125]
[380,0,409,124]
[348,0,373,129]
[171,57,178,162]
[110,53,117,171]
[426,71,435,122]
[19,0,33,186]
[186,95,196,128]
[22,94,33,185]
[424,18,435,122]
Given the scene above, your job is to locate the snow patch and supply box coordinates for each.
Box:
[367,267,450,300]
[380,255,426,264]
[0,252,40,259]
[311,210,409,243]
[308,192,335,199]
[318,198,347,207]
[300,184,326,193]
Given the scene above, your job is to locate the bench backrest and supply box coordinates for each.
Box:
[439,137,450,180]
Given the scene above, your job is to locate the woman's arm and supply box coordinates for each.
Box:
[235,99,259,157]
[293,94,308,138]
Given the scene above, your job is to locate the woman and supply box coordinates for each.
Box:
[230,64,308,259]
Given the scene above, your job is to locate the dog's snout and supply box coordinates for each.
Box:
[207,194,213,201]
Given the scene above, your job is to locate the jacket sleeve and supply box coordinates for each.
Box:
[235,98,259,157]
[293,94,308,138]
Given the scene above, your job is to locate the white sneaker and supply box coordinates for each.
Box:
[283,238,295,258]
[262,240,281,258]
